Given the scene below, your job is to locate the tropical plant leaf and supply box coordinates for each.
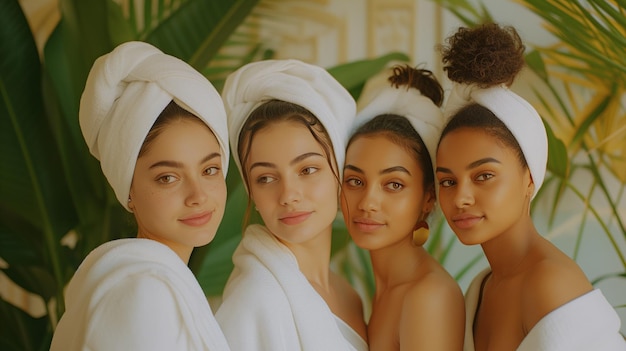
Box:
[0,297,49,351]
[145,0,261,70]
[327,52,411,99]
[0,0,76,314]
[544,120,568,178]
[0,216,42,266]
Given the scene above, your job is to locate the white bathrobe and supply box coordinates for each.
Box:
[216,224,368,351]
[464,269,626,351]
[50,238,230,351]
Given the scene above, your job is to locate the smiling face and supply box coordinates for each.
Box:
[128,117,227,262]
[341,134,434,251]
[436,127,532,246]
[245,120,339,245]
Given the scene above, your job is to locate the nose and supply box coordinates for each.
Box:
[454,181,474,208]
[279,176,301,206]
[357,185,380,212]
[185,177,208,207]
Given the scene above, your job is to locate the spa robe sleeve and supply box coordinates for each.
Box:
[84,274,193,351]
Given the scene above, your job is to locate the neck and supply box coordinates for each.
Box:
[481,216,538,278]
[370,235,428,293]
[282,226,333,290]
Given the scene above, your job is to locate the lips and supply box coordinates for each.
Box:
[179,211,213,227]
[353,217,385,233]
[279,211,312,225]
[451,213,483,229]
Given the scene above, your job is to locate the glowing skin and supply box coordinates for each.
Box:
[436,127,592,350]
[436,128,531,247]
[342,135,432,252]
[342,134,464,351]
[128,118,227,263]
[246,120,340,246]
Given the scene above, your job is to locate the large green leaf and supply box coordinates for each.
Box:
[0,297,49,351]
[0,0,76,307]
[146,0,261,70]
[0,0,76,235]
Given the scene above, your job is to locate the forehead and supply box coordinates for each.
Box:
[347,135,419,169]
[437,127,517,165]
[143,119,218,155]
[248,120,324,158]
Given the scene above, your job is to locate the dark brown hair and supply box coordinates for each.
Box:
[440,22,525,88]
[138,100,206,158]
[438,23,527,167]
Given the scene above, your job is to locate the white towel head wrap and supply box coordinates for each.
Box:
[443,83,547,199]
[440,23,547,199]
[353,67,445,168]
[79,41,229,211]
[222,59,356,187]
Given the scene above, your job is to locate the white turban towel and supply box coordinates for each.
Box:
[353,81,445,172]
[444,83,548,199]
[221,59,356,186]
[79,41,229,211]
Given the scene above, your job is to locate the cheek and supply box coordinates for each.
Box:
[339,190,356,218]
[435,189,454,213]
[389,193,420,219]
[210,180,228,204]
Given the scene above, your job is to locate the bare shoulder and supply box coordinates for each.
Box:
[403,270,464,315]
[521,248,593,331]
[398,271,465,350]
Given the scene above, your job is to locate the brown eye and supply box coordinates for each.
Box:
[439,179,455,187]
[345,177,362,188]
[301,167,319,175]
[385,182,404,191]
[476,173,494,182]
[157,175,177,184]
[204,166,220,176]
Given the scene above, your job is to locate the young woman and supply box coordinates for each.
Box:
[215,59,368,351]
[50,41,231,351]
[436,23,626,350]
[341,64,465,350]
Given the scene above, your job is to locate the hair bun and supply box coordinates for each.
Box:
[440,23,525,88]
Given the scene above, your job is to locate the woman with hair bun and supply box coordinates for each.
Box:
[341,64,465,351]
[436,23,626,350]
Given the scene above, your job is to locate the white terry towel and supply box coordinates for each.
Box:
[50,239,231,351]
[221,59,356,185]
[464,269,626,351]
[354,69,445,174]
[216,224,368,351]
[443,83,547,199]
[79,41,229,211]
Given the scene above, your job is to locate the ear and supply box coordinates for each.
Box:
[525,168,535,198]
[422,185,437,217]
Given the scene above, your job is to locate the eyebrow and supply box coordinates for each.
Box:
[436,157,501,174]
[149,152,221,169]
[249,152,324,171]
[344,164,411,176]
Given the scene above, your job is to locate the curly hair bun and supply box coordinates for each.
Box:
[440,22,525,88]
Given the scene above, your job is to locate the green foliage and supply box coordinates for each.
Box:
[0,0,409,349]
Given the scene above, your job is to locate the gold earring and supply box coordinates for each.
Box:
[412,221,429,246]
